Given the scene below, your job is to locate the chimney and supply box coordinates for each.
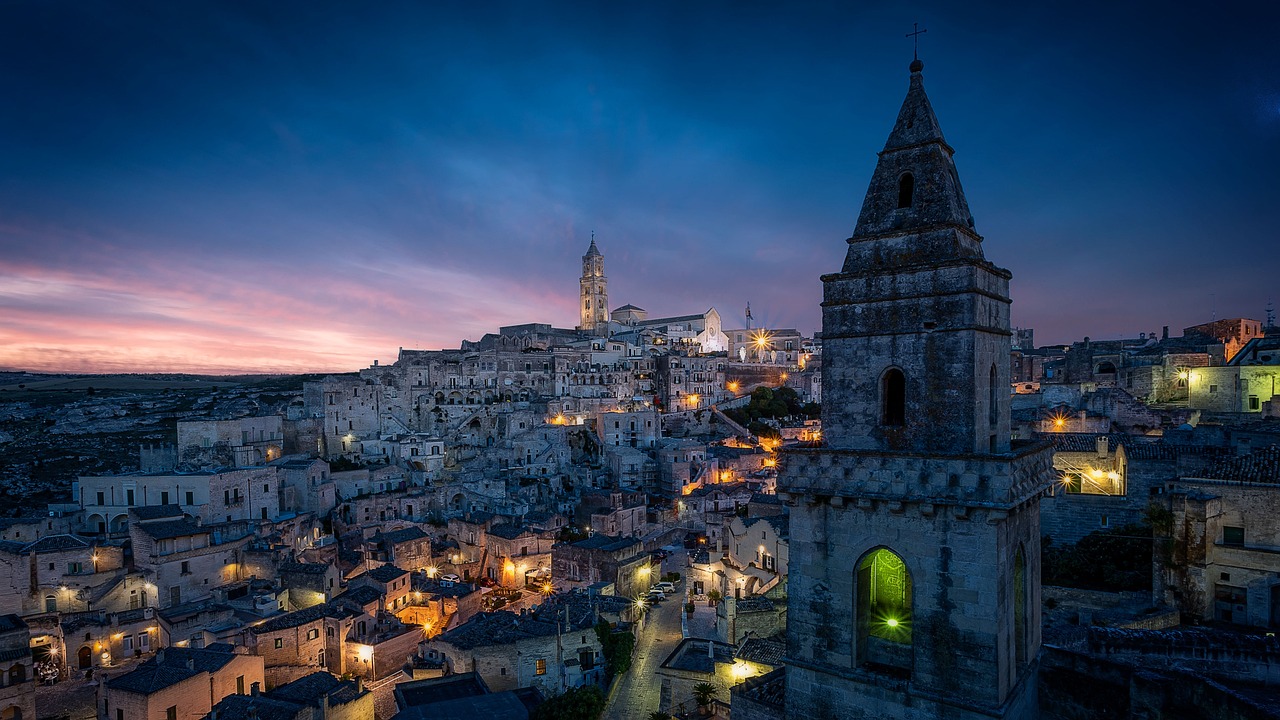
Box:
[1096,436,1109,458]
[186,658,195,671]
[251,682,260,697]
[1163,326,1170,341]
[157,649,166,664]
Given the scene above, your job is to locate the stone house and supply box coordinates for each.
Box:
[420,596,604,696]
[0,515,75,544]
[482,524,555,589]
[61,607,160,673]
[273,459,336,518]
[550,535,652,599]
[176,416,285,468]
[348,565,412,613]
[0,535,126,616]
[1159,446,1280,628]
[369,527,433,573]
[128,508,252,609]
[247,602,360,685]
[100,645,264,720]
[655,353,727,412]
[580,493,646,539]
[603,445,657,490]
[202,672,373,720]
[654,439,708,498]
[722,516,789,600]
[0,615,34,720]
[1188,339,1280,415]
[593,409,660,449]
[277,562,340,609]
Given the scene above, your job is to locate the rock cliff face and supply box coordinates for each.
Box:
[0,374,302,512]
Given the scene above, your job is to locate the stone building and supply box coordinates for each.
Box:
[420,596,604,696]
[0,615,34,720]
[100,645,264,720]
[176,416,285,468]
[550,535,651,598]
[128,507,252,609]
[776,58,1055,719]
[203,672,373,720]
[1158,445,1280,628]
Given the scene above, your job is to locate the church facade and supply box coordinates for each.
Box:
[777,58,1055,719]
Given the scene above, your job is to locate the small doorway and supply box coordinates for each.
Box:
[77,646,92,669]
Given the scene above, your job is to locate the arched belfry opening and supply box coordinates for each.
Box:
[1014,546,1029,668]
[881,368,905,426]
[896,173,915,209]
[989,363,999,452]
[856,548,913,671]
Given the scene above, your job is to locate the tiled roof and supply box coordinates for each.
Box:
[268,672,364,707]
[737,666,786,708]
[108,664,199,694]
[433,599,596,650]
[137,519,207,540]
[205,694,301,720]
[736,597,775,613]
[251,603,330,634]
[0,614,27,633]
[736,637,785,666]
[487,523,532,540]
[22,534,90,553]
[361,564,409,584]
[1200,446,1280,484]
[108,646,237,695]
[131,504,185,521]
[334,585,383,608]
[279,561,331,576]
[570,534,639,553]
[750,493,782,506]
[380,526,429,544]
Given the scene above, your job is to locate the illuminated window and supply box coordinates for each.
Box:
[535,658,547,675]
[856,548,912,671]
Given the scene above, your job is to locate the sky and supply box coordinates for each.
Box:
[2,2,1278,374]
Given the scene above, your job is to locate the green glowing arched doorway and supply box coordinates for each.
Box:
[856,548,912,671]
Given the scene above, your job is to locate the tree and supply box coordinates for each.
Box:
[531,685,606,720]
[707,589,721,606]
[692,682,717,711]
[594,619,636,677]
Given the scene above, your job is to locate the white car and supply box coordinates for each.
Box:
[645,589,666,601]
[655,582,676,594]
[439,573,461,585]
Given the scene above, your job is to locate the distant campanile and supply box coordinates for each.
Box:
[580,236,609,337]
[777,56,1055,719]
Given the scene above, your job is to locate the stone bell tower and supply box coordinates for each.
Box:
[778,57,1055,719]
[579,235,608,336]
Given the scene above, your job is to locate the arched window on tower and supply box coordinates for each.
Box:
[856,548,912,672]
[881,369,905,426]
[1014,546,1028,669]
[989,363,999,452]
[897,173,915,209]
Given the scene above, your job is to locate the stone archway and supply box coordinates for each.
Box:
[77,646,91,669]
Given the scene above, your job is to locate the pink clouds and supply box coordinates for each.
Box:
[0,228,580,374]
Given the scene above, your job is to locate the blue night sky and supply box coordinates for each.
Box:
[1,2,1277,373]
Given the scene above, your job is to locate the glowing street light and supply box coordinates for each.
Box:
[885,618,900,628]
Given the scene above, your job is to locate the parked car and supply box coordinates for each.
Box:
[440,573,461,585]
[645,589,667,602]
[655,582,676,594]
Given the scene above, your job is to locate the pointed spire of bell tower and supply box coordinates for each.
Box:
[846,58,979,267]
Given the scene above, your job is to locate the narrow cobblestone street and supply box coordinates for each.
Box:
[602,554,718,720]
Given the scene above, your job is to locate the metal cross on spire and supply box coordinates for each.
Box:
[906,22,927,61]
